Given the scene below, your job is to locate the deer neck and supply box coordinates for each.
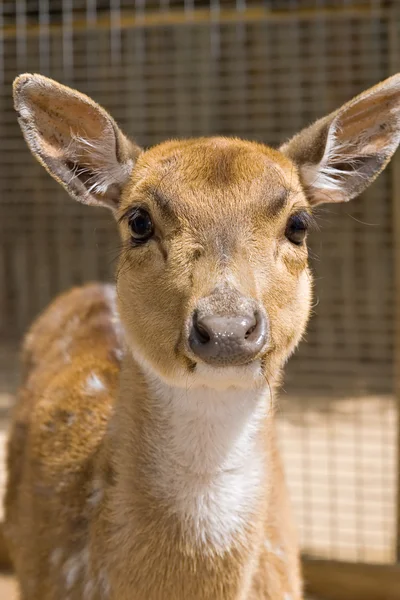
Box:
[109,353,273,556]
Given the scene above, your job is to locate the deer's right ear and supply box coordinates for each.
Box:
[13,73,141,211]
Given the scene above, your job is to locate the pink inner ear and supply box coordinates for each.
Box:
[335,87,400,149]
[21,79,108,142]
[18,80,115,171]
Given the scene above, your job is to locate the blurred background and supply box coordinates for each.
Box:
[0,1,399,599]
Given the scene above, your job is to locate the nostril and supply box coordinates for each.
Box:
[194,316,211,344]
[245,311,263,341]
[245,322,256,339]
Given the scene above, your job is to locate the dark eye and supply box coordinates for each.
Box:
[285,212,310,245]
[128,208,154,243]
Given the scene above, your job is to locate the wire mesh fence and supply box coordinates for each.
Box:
[0,0,399,568]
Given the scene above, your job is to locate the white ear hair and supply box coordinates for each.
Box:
[67,134,134,197]
[300,126,367,202]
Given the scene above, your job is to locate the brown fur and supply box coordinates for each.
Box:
[5,73,400,600]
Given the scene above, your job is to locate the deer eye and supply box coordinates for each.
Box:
[285,211,311,245]
[128,208,154,243]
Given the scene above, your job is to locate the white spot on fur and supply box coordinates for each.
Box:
[83,578,95,599]
[103,284,117,311]
[103,284,125,344]
[98,570,111,597]
[284,594,293,600]
[113,347,124,362]
[62,548,89,590]
[63,555,81,590]
[264,539,286,560]
[85,373,106,394]
[50,547,63,567]
[88,478,104,507]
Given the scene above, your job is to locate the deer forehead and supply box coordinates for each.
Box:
[121,137,304,226]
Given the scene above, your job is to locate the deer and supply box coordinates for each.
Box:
[3,72,400,600]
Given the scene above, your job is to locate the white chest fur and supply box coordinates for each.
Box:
[144,377,270,553]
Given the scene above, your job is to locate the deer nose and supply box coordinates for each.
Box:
[189,311,268,366]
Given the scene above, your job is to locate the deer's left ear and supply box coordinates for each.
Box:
[280,74,400,205]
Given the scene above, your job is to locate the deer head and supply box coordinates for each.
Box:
[13,73,400,390]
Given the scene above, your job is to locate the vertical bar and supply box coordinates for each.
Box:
[15,0,30,327]
[110,0,122,66]
[208,0,221,136]
[0,245,5,340]
[31,178,51,319]
[184,0,194,17]
[58,0,74,295]
[365,0,390,563]
[197,16,215,136]
[131,0,147,144]
[260,3,274,144]
[173,13,192,138]
[0,1,4,335]
[210,0,221,61]
[388,4,400,564]
[314,0,339,560]
[34,0,52,316]
[233,0,248,136]
[86,0,97,80]
[62,0,74,82]
[136,0,146,23]
[12,235,30,335]
[39,0,50,74]
[393,107,400,565]
[16,0,27,70]
[0,1,4,85]
[82,0,101,284]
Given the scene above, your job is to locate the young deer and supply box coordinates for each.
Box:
[4,73,400,600]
